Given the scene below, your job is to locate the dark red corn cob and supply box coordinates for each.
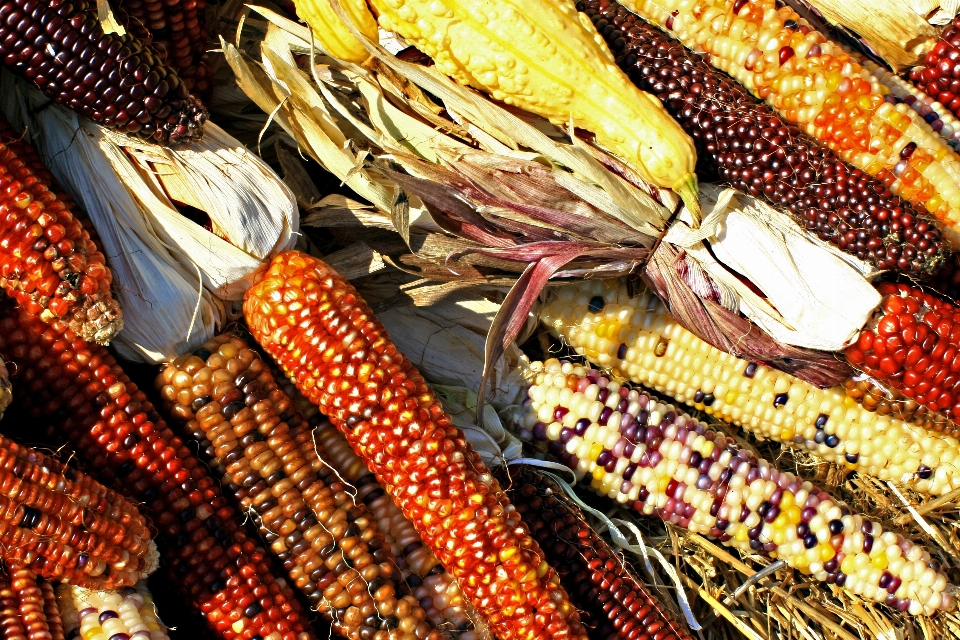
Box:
[845,282,960,423]
[0,115,122,344]
[910,17,960,119]
[244,251,587,640]
[1,0,206,144]
[579,0,950,276]
[506,468,693,640]
[0,309,315,640]
[116,0,213,103]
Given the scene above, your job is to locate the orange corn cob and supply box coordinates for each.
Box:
[38,579,65,640]
[0,115,121,344]
[0,309,314,640]
[627,0,960,248]
[244,250,587,640]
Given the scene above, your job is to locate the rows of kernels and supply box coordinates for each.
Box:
[10,567,53,640]
[0,434,152,589]
[842,376,959,438]
[580,0,948,275]
[629,0,960,247]
[158,335,439,640]
[910,17,960,119]
[59,581,170,640]
[0,570,28,639]
[520,359,955,615]
[244,251,587,640]
[310,420,486,640]
[846,283,960,422]
[541,279,960,496]
[508,469,693,640]
[39,579,64,640]
[0,310,312,640]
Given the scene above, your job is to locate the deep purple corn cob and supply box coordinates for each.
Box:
[578,0,950,276]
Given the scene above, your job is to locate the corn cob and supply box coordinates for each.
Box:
[291,0,380,64]
[39,579,65,640]
[244,250,587,640]
[0,566,68,640]
[1,0,206,144]
[507,467,694,640]
[624,0,960,248]
[910,17,960,119]
[0,115,121,344]
[0,433,153,590]
[541,279,960,496]
[842,376,960,439]
[58,582,171,640]
[0,309,313,640]
[158,334,442,640]
[367,0,702,218]
[520,359,956,615]
[309,419,488,640]
[579,0,948,275]
[116,0,213,102]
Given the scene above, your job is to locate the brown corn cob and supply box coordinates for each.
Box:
[0,569,27,640]
[244,250,587,640]
[157,334,443,640]
[38,579,64,640]
[0,115,121,344]
[2,0,206,144]
[0,309,314,640]
[309,419,490,640]
[507,467,693,640]
[10,566,51,640]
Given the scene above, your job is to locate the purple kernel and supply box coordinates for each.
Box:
[623,442,635,459]
[696,474,711,490]
[801,507,817,522]
[887,576,902,594]
[803,534,818,549]
[744,362,757,378]
[863,535,874,553]
[647,451,663,467]
[559,428,574,445]
[533,422,548,441]
[824,558,838,573]
[689,451,703,468]
[574,419,590,436]
[900,142,918,159]
[796,523,810,538]
[879,572,892,589]
[622,464,637,481]
[599,407,612,426]
[617,398,629,413]
[637,487,650,503]
[596,450,612,468]
[597,388,609,404]
[763,506,780,523]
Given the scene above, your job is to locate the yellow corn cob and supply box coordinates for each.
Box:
[292,0,380,63]
[367,0,702,217]
[540,279,960,496]
[623,0,960,247]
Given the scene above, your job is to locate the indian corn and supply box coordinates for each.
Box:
[158,334,442,640]
[367,0,702,217]
[244,250,587,640]
[57,582,171,640]
[1,567,65,640]
[540,279,960,496]
[520,359,956,615]
[579,0,949,275]
[624,0,960,248]
[910,17,960,119]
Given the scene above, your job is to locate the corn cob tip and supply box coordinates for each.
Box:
[673,174,701,225]
[165,96,208,145]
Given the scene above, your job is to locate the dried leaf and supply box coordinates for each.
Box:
[322,242,386,280]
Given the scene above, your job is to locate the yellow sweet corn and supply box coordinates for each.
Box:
[292,0,379,63]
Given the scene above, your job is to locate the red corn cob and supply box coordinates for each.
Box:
[910,17,960,119]
[244,250,587,640]
[38,579,65,640]
[0,308,315,640]
[507,467,693,640]
[0,115,121,344]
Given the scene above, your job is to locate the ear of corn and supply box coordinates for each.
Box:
[0,114,121,344]
[158,334,442,640]
[519,359,956,615]
[579,0,949,275]
[842,376,960,439]
[507,466,694,640]
[0,309,314,640]
[2,0,207,144]
[291,0,380,64]
[244,250,587,640]
[39,578,65,640]
[1,567,68,640]
[57,582,171,640]
[540,279,960,496]
[367,0,702,217]
[910,17,960,119]
[622,0,960,248]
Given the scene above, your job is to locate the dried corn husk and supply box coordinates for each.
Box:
[0,72,297,362]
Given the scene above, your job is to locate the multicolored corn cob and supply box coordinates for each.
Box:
[507,467,693,640]
[158,334,443,640]
[579,0,949,275]
[309,419,488,640]
[0,433,153,590]
[910,17,960,119]
[57,581,171,640]
[0,115,121,344]
[244,250,587,640]
[540,279,960,496]
[626,0,960,248]
[1,0,206,144]
[0,309,314,640]
[116,0,213,102]
[519,359,956,615]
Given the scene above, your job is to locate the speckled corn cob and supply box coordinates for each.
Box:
[0,309,313,640]
[244,250,587,640]
[626,0,960,248]
[58,581,170,640]
[540,279,960,496]
[507,467,694,640]
[519,359,956,615]
[309,419,488,640]
[0,115,121,344]
[842,376,960,439]
[158,334,442,640]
